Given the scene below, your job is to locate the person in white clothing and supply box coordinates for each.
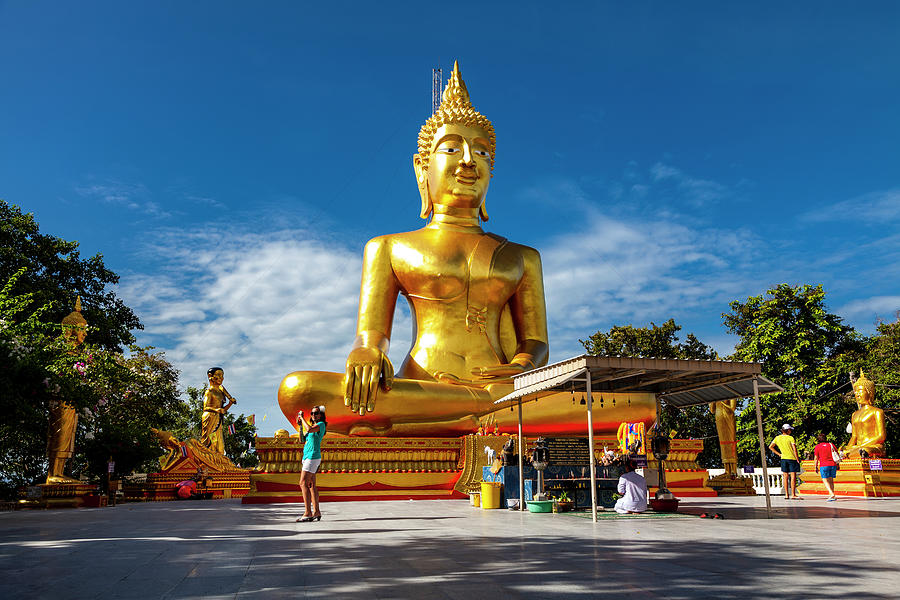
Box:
[615,458,648,514]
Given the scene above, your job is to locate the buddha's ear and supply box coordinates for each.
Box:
[413,154,433,220]
[479,198,489,222]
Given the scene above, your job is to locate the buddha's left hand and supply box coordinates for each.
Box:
[471,363,528,379]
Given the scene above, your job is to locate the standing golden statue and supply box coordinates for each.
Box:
[710,399,738,476]
[278,62,550,436]
[840,372,886,458]
[46,297,87,484]
[201,367,236,454]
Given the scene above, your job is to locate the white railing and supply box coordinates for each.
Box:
[707,468,783,496]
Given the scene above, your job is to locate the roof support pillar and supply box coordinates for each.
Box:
[518,397,525,511]
[587,369,598,523]
[753,376,772,518]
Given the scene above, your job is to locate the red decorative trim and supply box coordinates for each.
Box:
[254,478,459,493]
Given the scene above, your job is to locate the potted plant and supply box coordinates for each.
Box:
[554,491,574,512]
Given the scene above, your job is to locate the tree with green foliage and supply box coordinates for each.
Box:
[0,270,186,498]
[723,283,865,464]
[72,347,186,484]
[581,318,718,361]
[0,199,142,350]
[0,203,188,499]
[581,319,722,467]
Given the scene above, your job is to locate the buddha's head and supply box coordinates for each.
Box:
[853,371,875,405]
[207,367,225,387]
[414,61,495,221]
[62,296,88,346]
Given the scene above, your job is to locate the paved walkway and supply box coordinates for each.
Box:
[1,495,899,599]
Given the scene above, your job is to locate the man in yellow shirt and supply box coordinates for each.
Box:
[769,424,802,499]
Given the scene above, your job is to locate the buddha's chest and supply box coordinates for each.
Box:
[391,237,522,302]
[853,408,878,427]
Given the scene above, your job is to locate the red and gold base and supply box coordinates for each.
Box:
[17,482,100,509]
[124,439,251,501]
[799,458,900,498]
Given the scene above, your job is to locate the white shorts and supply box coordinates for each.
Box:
[302,458,322,473]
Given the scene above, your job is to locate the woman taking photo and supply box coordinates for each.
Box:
[296,406,327,522]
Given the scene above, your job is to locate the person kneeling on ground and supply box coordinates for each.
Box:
[615,458,648,514]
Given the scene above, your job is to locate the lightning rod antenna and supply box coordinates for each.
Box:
[432,66,443,114]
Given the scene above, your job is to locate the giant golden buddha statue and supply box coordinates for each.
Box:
[279,62,550,437]
[278,63,653,436]
[840,372,886,458]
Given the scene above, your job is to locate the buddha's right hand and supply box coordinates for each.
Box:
[344,346,394,415]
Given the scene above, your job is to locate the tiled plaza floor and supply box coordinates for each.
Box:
[1,495,899,599]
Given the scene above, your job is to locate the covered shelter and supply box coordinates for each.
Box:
[494,355,783,521]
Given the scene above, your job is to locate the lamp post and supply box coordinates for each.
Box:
[650,430,674,500]
[530,437,549,500]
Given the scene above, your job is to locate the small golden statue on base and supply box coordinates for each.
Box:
[841,372,886,458]
[706,399,754,495]
[45,297,88,485]
[710,399,738,476]
[201,367,236,455]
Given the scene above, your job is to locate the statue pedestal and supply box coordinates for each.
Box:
[706,473,756,495]
[17,482,100,509]
[650,439,719,497]
[241,435,718,504]
[125,439,250,501]
[799,458,900,498]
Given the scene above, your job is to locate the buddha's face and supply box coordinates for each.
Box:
[65,324,87,346]
[209,369,224,386]
[419,123,492,210]
[854,382,873,405]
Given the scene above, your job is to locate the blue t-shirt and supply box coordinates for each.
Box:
[303,422,326,460]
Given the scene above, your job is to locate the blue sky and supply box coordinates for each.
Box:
[2,2,899,431]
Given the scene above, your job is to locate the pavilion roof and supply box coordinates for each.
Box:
[494,354,782,408]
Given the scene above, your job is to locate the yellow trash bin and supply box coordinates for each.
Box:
[480,481,502,509]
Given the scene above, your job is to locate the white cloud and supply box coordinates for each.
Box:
[539,206,759,360]
[118,226,412,430]
[837,296,900,324]
[801,189,900,223]
[650,163,682,181]
[649,162,729,206]
[75,180,171,218]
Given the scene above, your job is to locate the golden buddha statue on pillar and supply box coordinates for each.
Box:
[710,399,738,476]
[840,372,886,458]
[278,62,553,437]
[46,297,87,484]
